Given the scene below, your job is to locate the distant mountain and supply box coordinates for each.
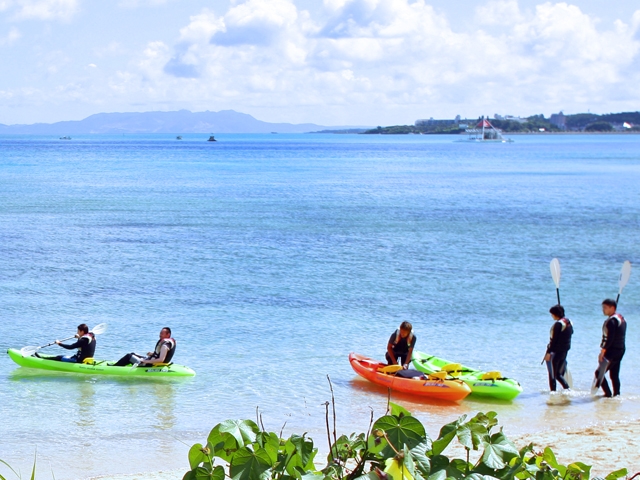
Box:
[0,109,367,134]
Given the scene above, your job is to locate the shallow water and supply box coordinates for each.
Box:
[0,134,639,479]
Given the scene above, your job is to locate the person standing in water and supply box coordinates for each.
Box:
[544,305,573,391]
[386,321,416,369]
[597,299,626,397]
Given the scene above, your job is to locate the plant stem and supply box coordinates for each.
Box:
[327,375,338,447]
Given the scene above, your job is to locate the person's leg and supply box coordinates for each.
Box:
[60,355,77,363]
[114,353,136,367]
[554,351,570,390]
[601,361,613,397]
[546,355,557,391]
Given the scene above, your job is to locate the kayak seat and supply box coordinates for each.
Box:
[481,371,502,381]
[427,371,448,381]
[82,358,95,365]
[440,363,462,376]
[378,365,404,374]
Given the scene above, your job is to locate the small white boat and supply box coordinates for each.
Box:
[59,136,71,140]
[458,117,513,143]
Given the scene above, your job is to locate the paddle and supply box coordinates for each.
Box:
[550,258,561,304]
[616,260,632,304]
[20,323,108,356]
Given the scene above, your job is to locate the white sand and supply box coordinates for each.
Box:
[514,420,640,477]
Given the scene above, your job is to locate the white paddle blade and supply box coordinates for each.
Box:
[550,258,561,288]
[618,261,632,294]
[20,346,39,356]
[91,323,108,335]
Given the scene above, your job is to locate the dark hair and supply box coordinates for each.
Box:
[162,327,172,336]
[399,321,412,332]
[602,299,617,308]
[77,324,89,334]
[549,305,565,318]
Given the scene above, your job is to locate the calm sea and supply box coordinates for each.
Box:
[0,134,639,479]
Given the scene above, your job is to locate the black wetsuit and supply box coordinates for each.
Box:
[599,313,626,397]
[385,331,417,365]
[56,334,96,362]
[546,318,573,391]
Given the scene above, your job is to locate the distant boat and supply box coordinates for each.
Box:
[271,132,278,134]
[176,136,182,140]
[459,117,513,143]
[59,136,71,140]
[207,135,217,142]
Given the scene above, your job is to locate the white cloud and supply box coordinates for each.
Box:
[2,1,640,125]
[7,0,79,20]
[0,27,21,45]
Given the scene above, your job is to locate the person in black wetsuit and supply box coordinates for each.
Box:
[113,327,176,367]
[52,324,96,363]
[544,304,573,391]
[386,321,416,369]
[598,299,627,397]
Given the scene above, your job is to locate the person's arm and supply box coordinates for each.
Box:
[387,342,397,365]
[545,323,561,359]
[57,337,86,350]
[142,344,170,365]
[599,318,618,361]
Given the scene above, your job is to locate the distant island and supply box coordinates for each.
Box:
[362,111,640,135]
[0,109,370,135]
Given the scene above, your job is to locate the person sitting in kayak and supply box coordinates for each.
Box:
[49,324,96,363]
[113,327,176,367]
[386,321,416,369]
[544,304,573,391]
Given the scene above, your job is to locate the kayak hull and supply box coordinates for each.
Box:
[7,349,195,377]
[412,351,522,401]
[349,353,471,402]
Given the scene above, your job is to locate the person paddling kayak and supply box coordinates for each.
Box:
[596,299,626,397]
[113,327,176,367]
[544,304,573,391]
[386,321,416,369]
[46,323,96,363]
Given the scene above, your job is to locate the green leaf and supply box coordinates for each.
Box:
[567,462,591,479]
[427,471,446,480]
[431,416,466,456]
[189,444,208,470]
[255,432,280,464]
[410,441,432,477]
[230,447,273,480]
[191,466,225,480]
[371,415,427,458]
[389,402,412,418]
[220,420,260,447]
[284,435,317,477]
[605,468,628,480]
[481,432,519,470]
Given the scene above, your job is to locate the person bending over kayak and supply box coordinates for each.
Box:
[48,324,96,363]
[597,299,626,397]
[113,327,176,367]
[544,304,573,391]
[386,321,416,369]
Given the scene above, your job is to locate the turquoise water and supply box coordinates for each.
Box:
[1,134,639,479]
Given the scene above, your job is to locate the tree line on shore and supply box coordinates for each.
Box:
[362,111,640,135]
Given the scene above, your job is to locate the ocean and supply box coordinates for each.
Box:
[0,133,638,479]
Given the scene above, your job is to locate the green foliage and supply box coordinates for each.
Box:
[183,411,630,480]
[584,121,613,132]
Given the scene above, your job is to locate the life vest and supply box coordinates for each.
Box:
[547,318,572,352]
[601,313,626,350]
[151,338,176,363]
[392,329,415,350]
[77,333,96,361]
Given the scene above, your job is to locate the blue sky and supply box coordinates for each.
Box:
[1,0,639,125]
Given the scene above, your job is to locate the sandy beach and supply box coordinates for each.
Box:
[513,419,640,477]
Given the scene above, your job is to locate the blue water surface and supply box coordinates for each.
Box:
[0,133,639,479]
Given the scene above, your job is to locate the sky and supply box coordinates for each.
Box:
[0,0,639,126]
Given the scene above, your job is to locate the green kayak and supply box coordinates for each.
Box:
[7,348,196,377]
[412,351,522,400]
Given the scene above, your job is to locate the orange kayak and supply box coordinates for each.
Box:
[349,353,471,402]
